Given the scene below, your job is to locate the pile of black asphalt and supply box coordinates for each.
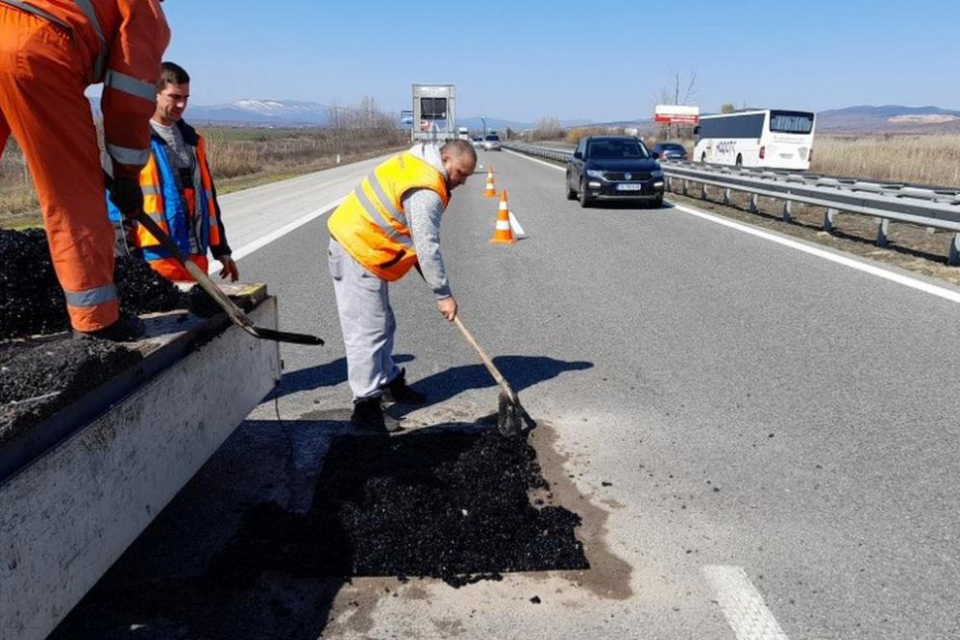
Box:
[0,228,192,441]
[0,339,143,447]
[210,426,589,588]
[0,228,188,339]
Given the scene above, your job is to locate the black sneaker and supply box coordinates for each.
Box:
[381,368,427,405]
[73,313,146,342]
[351,397,400,433]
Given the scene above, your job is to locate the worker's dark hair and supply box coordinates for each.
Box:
[440,139,477,164]
[157,61,190,90]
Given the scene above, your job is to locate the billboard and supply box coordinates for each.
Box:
[655,104,700,126]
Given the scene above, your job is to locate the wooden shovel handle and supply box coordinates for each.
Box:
[453,316,518,404]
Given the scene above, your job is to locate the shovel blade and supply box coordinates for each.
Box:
[250,326,325,346]
[497,391,523,438]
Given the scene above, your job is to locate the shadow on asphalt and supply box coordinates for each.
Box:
[579,200,673,211]
[271,353,415,399]
[391,355,594,418]
[50,413,586,640]
[271,354,594,413]
[51,415,351,640]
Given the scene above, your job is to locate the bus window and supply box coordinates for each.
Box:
[699,113,765,140]
[769,111,814,134]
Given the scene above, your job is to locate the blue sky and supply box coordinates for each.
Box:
[162,0,959,122]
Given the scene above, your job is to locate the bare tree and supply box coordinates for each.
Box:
[659,68,698,107]
[657,68,699,139]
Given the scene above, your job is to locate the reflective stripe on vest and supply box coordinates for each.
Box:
[327,152,449,282]
[63,283,117,308]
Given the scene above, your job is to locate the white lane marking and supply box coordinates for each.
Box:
[672,202,960,305]
[208,196,345,273]
[504,148,566,172]
[508,149,960,306]
[704,566,789,640]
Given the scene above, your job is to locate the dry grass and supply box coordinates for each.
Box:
[0,126,407,228]
[0,141,39,228]
[811,134,960,187]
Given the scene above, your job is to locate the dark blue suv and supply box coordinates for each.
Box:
[566,136,665,208]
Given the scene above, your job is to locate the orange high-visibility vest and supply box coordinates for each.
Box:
[328,152,449,281]
[130,127,221,281]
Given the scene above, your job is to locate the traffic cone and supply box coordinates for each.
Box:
[483,168,497,197]
[490,190,517,244]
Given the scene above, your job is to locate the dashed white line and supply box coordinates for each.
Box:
[508,148,960,306]
[704,566,789,640]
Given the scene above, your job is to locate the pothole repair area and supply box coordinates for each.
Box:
[50,420,627,639]
[210,425,589,588]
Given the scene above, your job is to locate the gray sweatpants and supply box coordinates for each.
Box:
[328,238,401,400]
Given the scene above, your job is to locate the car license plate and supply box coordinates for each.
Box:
[616,183,643,191]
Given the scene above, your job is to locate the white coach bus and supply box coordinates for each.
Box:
[693,109,816,170]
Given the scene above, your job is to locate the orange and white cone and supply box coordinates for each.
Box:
[483,169,497,197]
[490,190,517,244]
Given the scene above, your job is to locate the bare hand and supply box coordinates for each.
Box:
[437,296,457,321]
[219,256,239,282]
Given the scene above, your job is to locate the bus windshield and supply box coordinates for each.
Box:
[769,111,814,134]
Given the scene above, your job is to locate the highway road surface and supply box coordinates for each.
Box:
[52,147,960,639]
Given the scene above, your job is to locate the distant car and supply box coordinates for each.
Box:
[471,136,483,147]
[565,135,665,208]
[482,134,502,151]
[651,142,688,161]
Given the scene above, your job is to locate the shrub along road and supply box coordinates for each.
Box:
[53,148,960,639]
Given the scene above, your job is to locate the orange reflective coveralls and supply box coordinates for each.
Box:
[0,0,169,331]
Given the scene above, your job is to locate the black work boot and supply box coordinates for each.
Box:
[351,397,400,433]
[381,368,427,405]
[73,312,146,342]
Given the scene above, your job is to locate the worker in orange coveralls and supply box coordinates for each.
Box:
[0,0,170,340]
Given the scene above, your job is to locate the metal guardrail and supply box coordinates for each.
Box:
[504,142,960,265]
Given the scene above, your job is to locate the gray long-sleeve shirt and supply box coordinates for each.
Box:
[403,143,451,299]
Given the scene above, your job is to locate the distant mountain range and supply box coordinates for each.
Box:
[102,98,960,134]
[188,100,334,126]
[815,105,960,132]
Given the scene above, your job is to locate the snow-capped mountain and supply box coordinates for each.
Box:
[188,99,333,126]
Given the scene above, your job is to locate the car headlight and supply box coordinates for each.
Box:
[586,169,605,178]
[651,169,664,178]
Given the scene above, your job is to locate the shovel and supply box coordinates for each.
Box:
[453,315,525,437]
[131,209,324,346]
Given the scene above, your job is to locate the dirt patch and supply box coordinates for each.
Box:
[208,425,589,588]
[526,422,634,601]
[0,339,142,446]
[0,228,188,339]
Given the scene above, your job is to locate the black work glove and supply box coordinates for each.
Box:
[109,176,143,220]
